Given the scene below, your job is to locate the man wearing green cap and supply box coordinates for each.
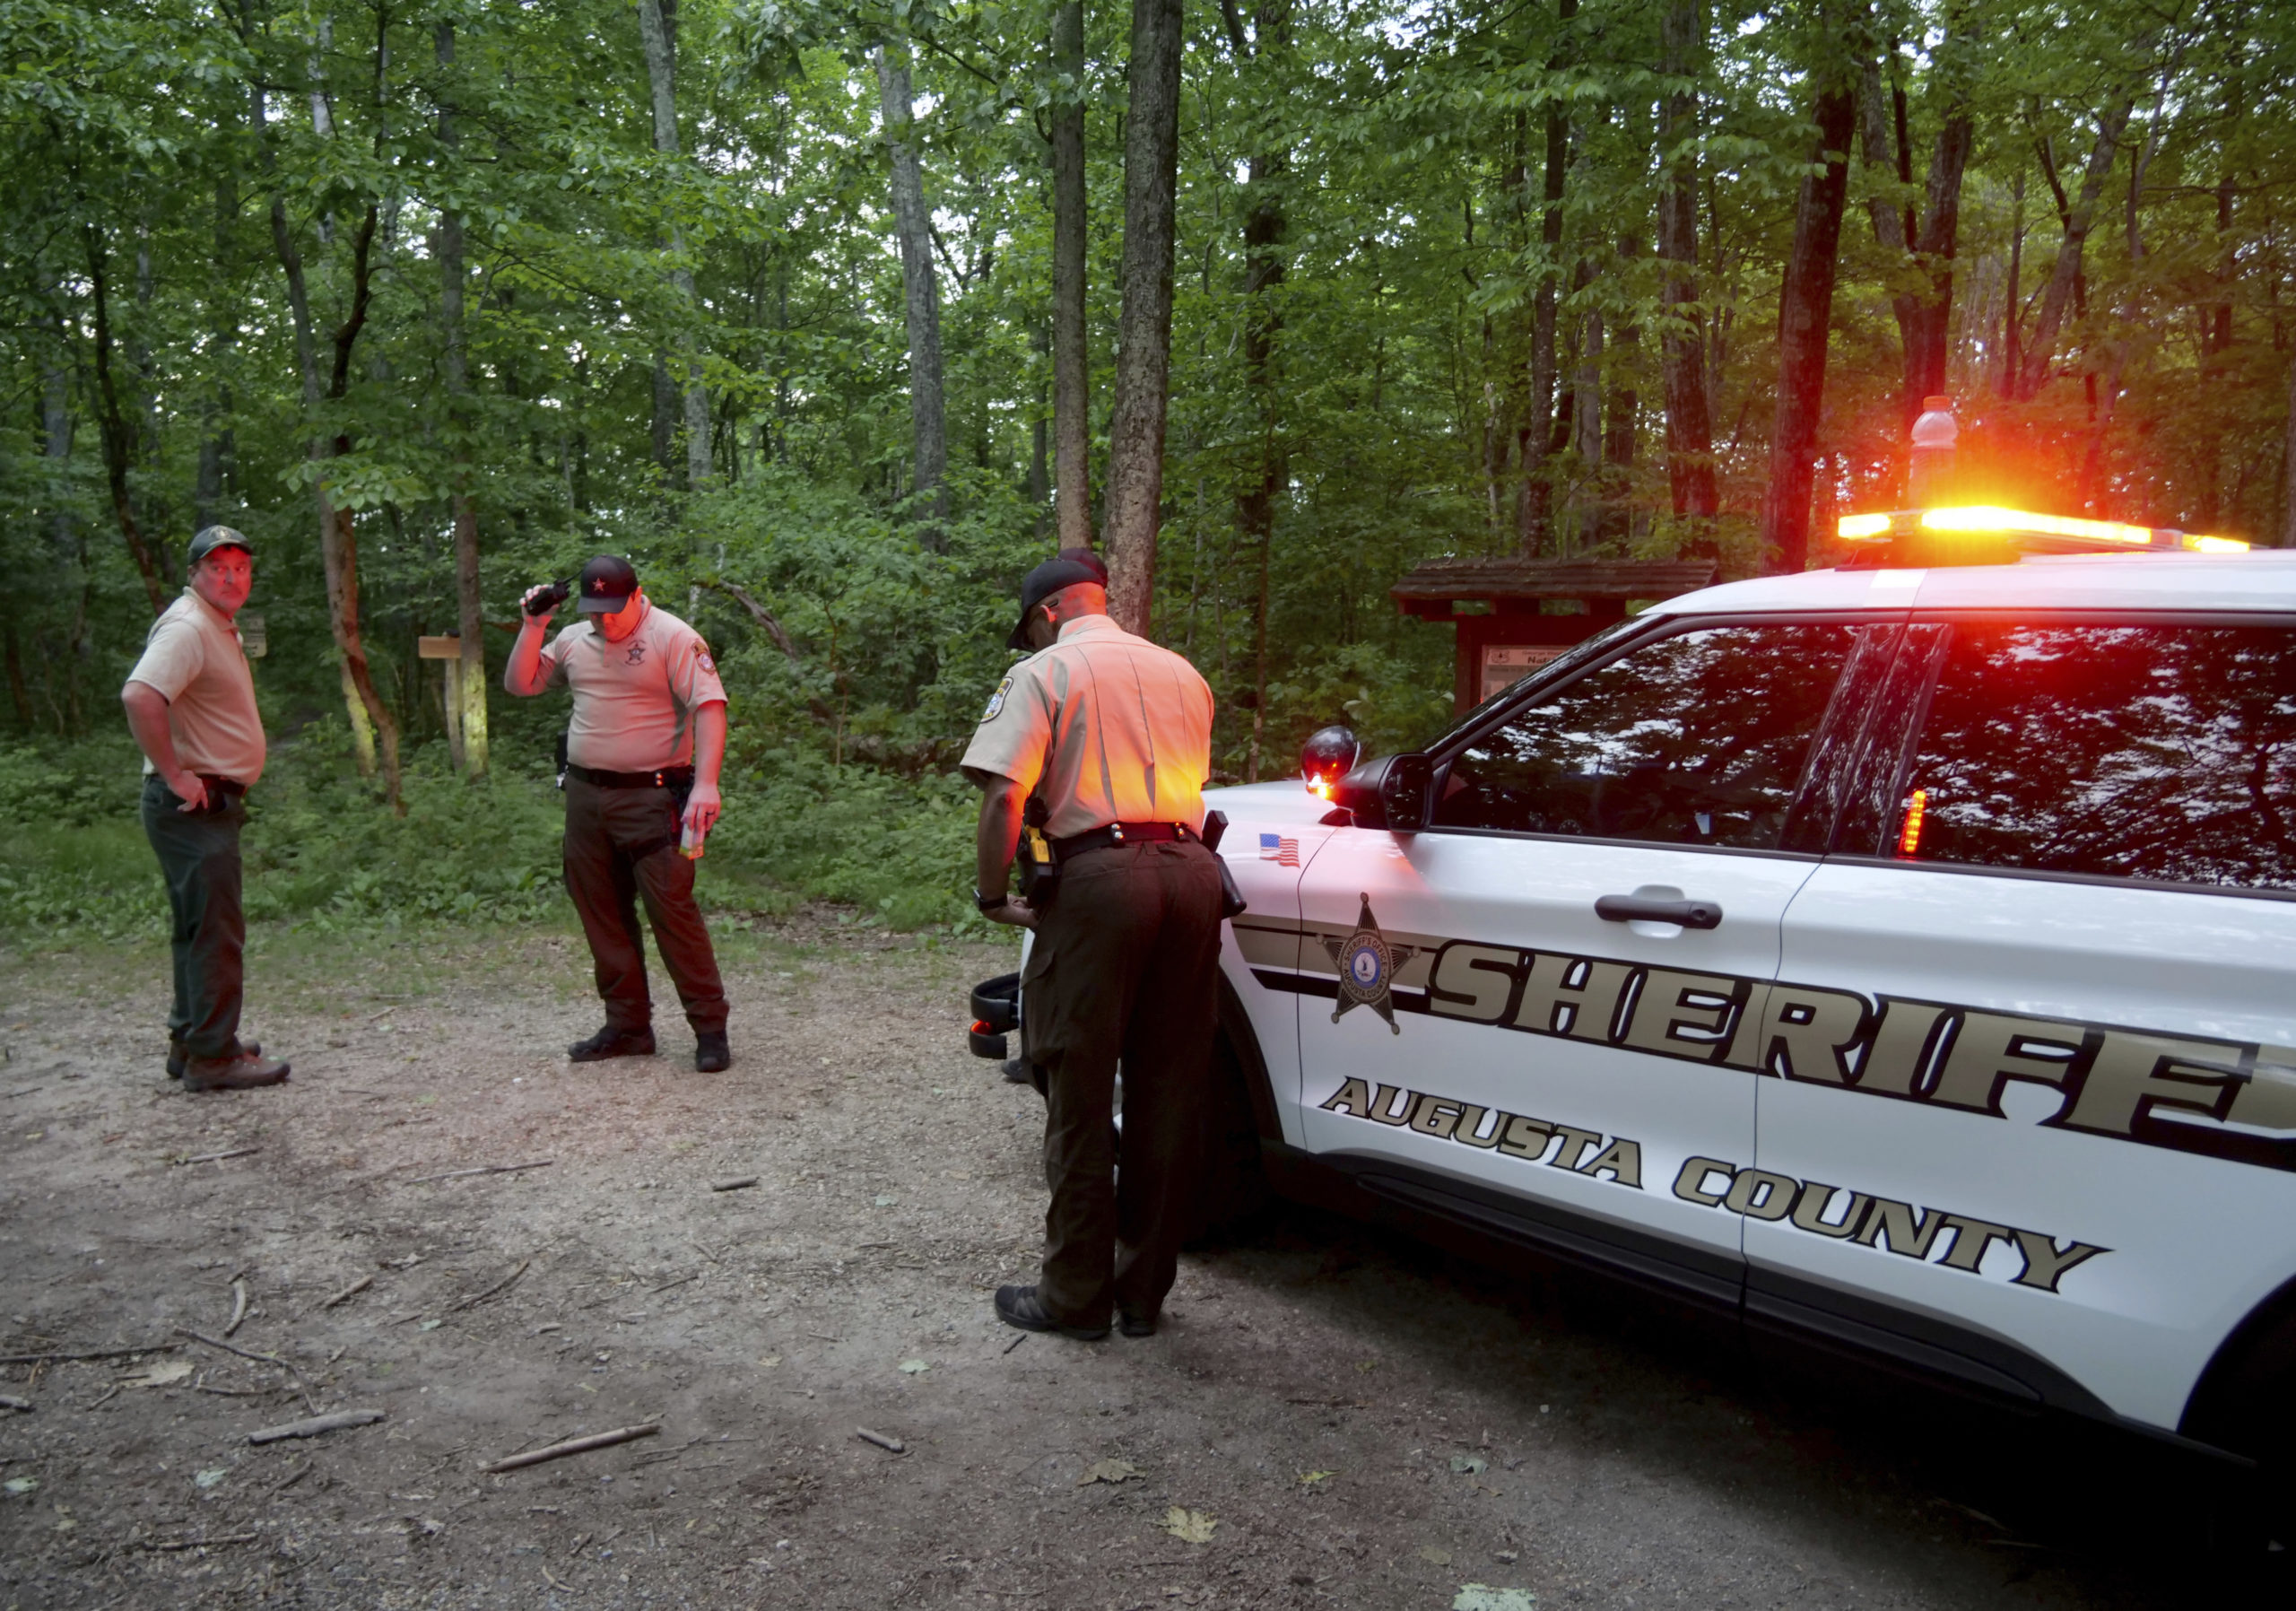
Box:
[119,527,290,1092]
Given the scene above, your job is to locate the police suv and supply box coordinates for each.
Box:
[970,521,2296,1478]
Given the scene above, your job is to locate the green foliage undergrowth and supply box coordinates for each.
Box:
[0,730,987,949]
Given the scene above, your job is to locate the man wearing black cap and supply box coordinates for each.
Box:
[962,556,1221,1341]
[120,526,290,1091]
[505,556,733,1072]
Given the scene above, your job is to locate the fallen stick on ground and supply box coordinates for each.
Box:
[855,1426,905,1454]
[223,1280,248,1338]
[454,1260,530,1311]
[406,1159,554,1185]
[709,1176,758,1192]
[0,1344,176,1365]
[648,1272,698,1295]
[3,1085,42,1099]
[173,1327,317,1411]
[175,1328,285,1366]
[483,1422,661,1474]
[318,1274,373,1310]
[142,1532,259,1552]
[196,1383,275,1398]
[1002,1333,1029,1355]
[174,1147,259,1166]
[248,1408,386,1444]
[0,1393,31,1412]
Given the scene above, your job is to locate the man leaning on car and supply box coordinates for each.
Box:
[964,555,1222,1343]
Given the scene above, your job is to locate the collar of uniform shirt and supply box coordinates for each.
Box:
[187,588,239,631]
[1055,614,1120,642]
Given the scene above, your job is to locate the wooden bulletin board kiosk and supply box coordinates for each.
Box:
[1390,557,1719,714]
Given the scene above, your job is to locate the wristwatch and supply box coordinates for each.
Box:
[973,888,1007,913]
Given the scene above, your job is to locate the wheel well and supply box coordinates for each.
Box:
[1215,971,1282,1145]
[2182,1273,2296,1462]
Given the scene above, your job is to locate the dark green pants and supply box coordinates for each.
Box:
[1021,839,1223,1328]
[561,777,727,1036]
[140,776,246,1060]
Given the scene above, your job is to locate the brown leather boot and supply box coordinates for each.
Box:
[168,1039,259,1080]
[182,1049,291,1092]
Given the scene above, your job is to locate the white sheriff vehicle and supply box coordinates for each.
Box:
[970,518,2296,1480]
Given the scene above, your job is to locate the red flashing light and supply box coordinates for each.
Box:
[1898,789,1927,858]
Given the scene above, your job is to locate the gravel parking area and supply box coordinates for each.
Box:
[0,915,2277,1608]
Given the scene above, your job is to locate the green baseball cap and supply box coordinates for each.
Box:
[188,526,253,564]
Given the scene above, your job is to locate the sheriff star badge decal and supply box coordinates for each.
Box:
[1321,893,1417,1035]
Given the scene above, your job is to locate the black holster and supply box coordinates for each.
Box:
[1016,794,1059,906]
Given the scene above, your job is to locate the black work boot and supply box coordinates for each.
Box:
[994,1284,1109,1342]
[694,1031,730,1073]
[182,1049,291,1092]
[568,1026,656,1063]
[169,1037,259,1080]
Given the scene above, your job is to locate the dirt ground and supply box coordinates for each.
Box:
[0,912,2283,1610]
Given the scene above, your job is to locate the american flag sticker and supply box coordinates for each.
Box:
[1258,832,1300,866]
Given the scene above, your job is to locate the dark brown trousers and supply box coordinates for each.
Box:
[1022,839,1223,1327]
[561,777,726,1036]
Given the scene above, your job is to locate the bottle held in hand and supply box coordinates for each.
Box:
[680,817,708,860]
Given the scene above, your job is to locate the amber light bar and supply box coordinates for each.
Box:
[1837,507,2249,553]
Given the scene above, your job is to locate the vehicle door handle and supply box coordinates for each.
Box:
[1595,894,1723,929]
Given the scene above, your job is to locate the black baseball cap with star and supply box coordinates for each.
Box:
[577,554,639,614]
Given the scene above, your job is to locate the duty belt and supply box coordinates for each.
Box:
[1047,821,1198,860]
[564,762,695,790]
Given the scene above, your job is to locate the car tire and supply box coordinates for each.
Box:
[1186,1023,1274,1244]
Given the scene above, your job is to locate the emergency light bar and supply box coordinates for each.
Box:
[1837,505,2248,563]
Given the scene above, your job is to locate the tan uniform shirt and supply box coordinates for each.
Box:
[124,590,266,785]
[961,614,1214,838]
[538,599,727,771]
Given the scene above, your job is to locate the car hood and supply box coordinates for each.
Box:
[1205,779,1335,828]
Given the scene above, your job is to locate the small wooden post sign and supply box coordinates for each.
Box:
[417,634,467,769]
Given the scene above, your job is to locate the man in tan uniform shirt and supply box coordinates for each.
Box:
[119,526,290,1092]
[963,556,1221,1340]
[506,554,732,1072]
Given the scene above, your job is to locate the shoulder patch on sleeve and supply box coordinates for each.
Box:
[981,672,1014,721]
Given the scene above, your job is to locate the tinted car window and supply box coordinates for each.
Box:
[1899,623,2296,892]
[1435,623,1859,849]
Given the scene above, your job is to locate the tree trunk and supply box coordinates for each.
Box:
[80,229,166,615]
[2281,356,2296,548]
[196,163,237,531]
[1761,76,1858,575]
[1518,1,1576,558]
[1903,33,1975,420]
[1600,235,1639,546]
[437,19,488,778]
[1223,0,1291,780]
[1050,0,1093,553]
[1656,0,1715,536]
[260,44,394,796]
[322,202,403,809]
[873,45,948,544]
[2012,101,2131,401]
[1102,0,1184,635]
[636,0,712,493]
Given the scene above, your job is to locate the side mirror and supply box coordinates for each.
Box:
[1300,724,1361,800]
[1329,753,1432,832]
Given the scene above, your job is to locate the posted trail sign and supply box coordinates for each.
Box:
[418,635,469,770]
